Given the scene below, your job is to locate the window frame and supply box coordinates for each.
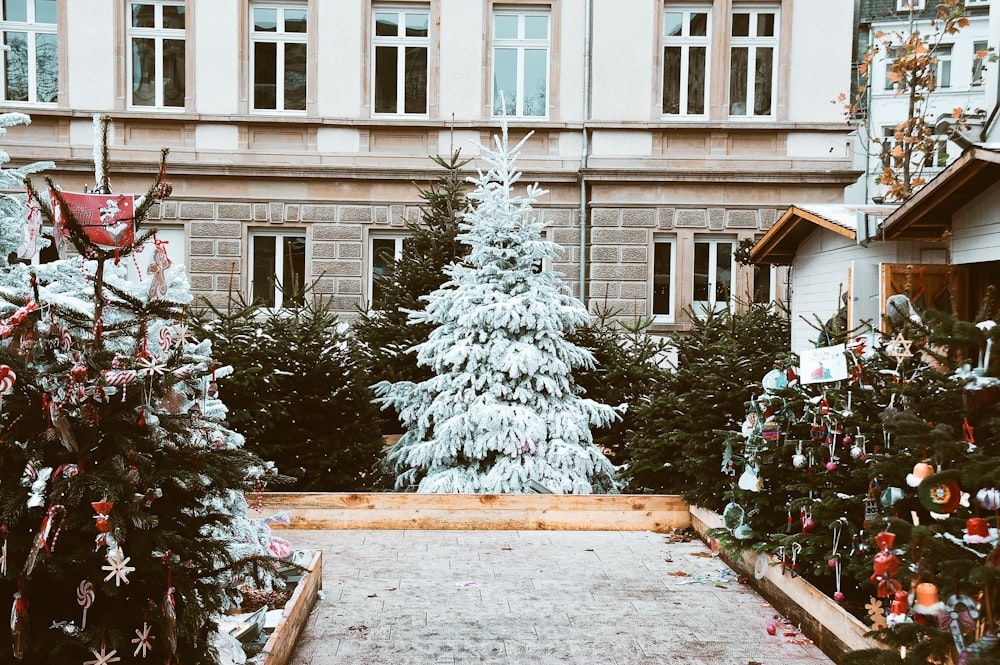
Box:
[126,0,187,110]
[371,4,430,117]
[728,4,779,119]
[661,4,711,118]
[0,0,58,105]
[367,231,409,310]
[491,7,551,118]
[692,236,735,314]
[897,0,926,10]
[249,1,309,114]
[972,40,988,86]
[650,236,677,323]
[248,229,308,309]
[935,43,952,89]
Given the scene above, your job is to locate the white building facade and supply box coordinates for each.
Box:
[2,0,857,331]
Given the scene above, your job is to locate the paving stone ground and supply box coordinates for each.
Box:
[279,529,835,665]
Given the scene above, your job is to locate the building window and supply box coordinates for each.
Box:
[897,0,925,10]
[372,6,428,115]
[651,237,676,321]
[729,6,777,117]
[251,2,307,112]
[1,0,57,104]
[492,9,549,117]
[127,1,185,108]
[249,231,306,308]
[693,237,734,312]
[752,263,776,305]
[935,44,952,88]
[972,40,988,86]
[369,233,407,309]
[662,6,710,116]
[881,126,902,168]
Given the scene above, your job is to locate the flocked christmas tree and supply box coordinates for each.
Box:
[374,124,619,494]
[0,115,286,665]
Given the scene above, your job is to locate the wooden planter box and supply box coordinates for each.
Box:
[257,549,323,665]
[689,505,888,664]
[257,492,691,532]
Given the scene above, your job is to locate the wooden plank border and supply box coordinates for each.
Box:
[259,550,323,665]
[688,505,888,663]
[253,493,691,532]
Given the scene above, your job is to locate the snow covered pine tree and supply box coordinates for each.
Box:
[0,115,286,665]
[375,123,619,494]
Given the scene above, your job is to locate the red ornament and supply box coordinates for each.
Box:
[870,531,902,598]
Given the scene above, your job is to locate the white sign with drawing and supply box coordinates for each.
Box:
[799,344,848,384]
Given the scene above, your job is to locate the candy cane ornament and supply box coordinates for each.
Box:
[76,580,95,629]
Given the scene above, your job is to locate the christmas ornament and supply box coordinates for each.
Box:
[132,622,154,658]
[157,326,172,353]
[76,580,94,629]
[944,595,979,654]
[831,520,844,602]
[754,552,768,580]
[870,531,902,598]
[0,526,7,577]
[0,365,16,410]
[18,188,42,259]
[147,238,171,300]
[918,470,962,516]
[866,597,887,630]
[791,441,806,468]
[964,517,995,544]
[913,581,946,615]
[59,326,72,353]
[886,332,914,364]
[887,590,911,626]
[978,488,1000,511]
[92,500,114,549]
[47,399,78,453]
[10,585,28,659]
[162,585,177,655]
[790,542,802,578]
[738,465,762,492]
[101,547,135,587]
[23,505,65,576]
[83,640,121,665]
[906,460,934,487]
[47,190,136,249]
[880,487,904,508]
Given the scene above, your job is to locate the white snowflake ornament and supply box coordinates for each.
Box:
[84,642,121,665]
[102,547,135,587]
[132,621,154,657]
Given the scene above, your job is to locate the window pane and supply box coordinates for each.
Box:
[405,12,427,37]
[284,42,306,110]
[690,12,708,37]
[131,3,154,28]
[688,47,706,114]
[662,46,681,114]
[493,47,516,115]
[3,32,27,101]
[732,12,749,37]
[939,60,951,88]
[715,242,732,302]
[663,11,682,37]
[3,0,27,22]
[252,236,277,308]
[372,238,397,308]
[973,40,987,85]
[693,242,709,301]
[494,14,517,39]
[756,12,775,37]
[729,47,748,115]
[35,32,57,102]
[375,12,398,37]
[653,243,672,315]
[524,15,547,39]
[282,236,306,306]
[34,0,56,24]
[285,8,306,32]
[254,7,277,32]
[131,37,155,106]
[374,45,398,113]
[754,47,773,115]
[253,41,277,109]
[163,38,184,106]
[163,5,184,29]
[753,265,771,303]
[404,46,427,113]
[523,48,546,115]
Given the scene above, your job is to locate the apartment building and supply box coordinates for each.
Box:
[1,0,857,331]
[848,0,994,204]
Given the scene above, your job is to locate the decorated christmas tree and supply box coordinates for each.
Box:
[700,289,1000,665]
[374,124,619,494]
[0,115,285,664]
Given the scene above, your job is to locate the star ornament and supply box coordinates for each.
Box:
[136,355,168,377]
[132,622,154,658]
[102,547,136,587]
[84,643,121,665]
[886,333,913,364]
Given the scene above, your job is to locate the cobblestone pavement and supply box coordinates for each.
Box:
[279,529,835,665]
